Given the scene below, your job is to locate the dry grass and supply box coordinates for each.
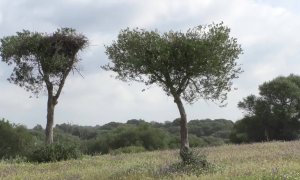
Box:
[1,141,300,179]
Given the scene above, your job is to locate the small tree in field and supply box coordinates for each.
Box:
[0,28,88,144]
[103,23,243,162]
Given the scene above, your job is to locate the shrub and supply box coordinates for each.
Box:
[189,135,207,147]
[180,147,209,166]
[202,136,225,146]
[28,143,82,163]
[159,150,211,177]
[84,125,169,155]
[110,146,146,155]
[0,119,34,159]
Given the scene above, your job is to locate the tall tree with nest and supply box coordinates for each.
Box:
[103,23,242,162]
[0,28,88,144]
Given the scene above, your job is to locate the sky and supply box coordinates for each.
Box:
[1,0,300,128]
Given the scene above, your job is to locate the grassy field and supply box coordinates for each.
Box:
[1,141,300,179]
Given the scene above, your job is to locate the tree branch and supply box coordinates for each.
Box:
[190,78,201,93]
[54,63,73,100]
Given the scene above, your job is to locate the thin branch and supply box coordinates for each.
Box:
[37,61,44,77]
[74,67,84,79]
[177,75,189,94]
[190,78,201,93]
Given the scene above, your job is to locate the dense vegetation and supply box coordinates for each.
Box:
[0,118,233,160]
[0,119,34,159]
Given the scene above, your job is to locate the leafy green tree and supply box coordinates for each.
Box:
[103,23,242,162]
[233,74,300,142]
[0,28,88,144]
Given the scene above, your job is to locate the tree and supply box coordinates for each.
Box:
[0,28,88,144]
[103,22,242,162]
[234,74,300,142]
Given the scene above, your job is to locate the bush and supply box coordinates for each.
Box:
[110,146,146,155]
[84,124,170,155]
[180,147,209,166]
[0,119,34,159]
[28,143,82,163]
[202,136,225,146]
[189,135,207,147]
[159,150,211,177]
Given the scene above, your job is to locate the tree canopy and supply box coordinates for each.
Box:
[0,28,88,96]
[104,23,242,103]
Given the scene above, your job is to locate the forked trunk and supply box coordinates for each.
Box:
[45,95,56,144]
[174,95,190,157]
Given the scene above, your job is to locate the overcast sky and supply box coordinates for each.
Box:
[1,0,300,128]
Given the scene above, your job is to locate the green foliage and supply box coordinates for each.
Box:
[202,136,225,146]
[1,155,28,163]
[188,119,234,139]
[0,119,33,159]
[161,150,210,176]
[110,146,146,155]
[29,125,46,146]
[57,119,233,155]
[188,135,205,147]
[0,118,232,159]
[81,119,233,155]
[0,28,88,95]
[28,143,81,163]
[104,23,242,104]
[54,128,82,146]
[55,123,97,140]
[232,74,300,143]
[84,124,169,155]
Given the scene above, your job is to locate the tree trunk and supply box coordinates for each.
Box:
[264,128,269,141]
[45,95,56,144]
[174,95,190,156]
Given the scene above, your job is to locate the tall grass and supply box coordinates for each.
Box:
[1,141,300,179]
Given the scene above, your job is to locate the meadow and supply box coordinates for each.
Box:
[1,141,300,179]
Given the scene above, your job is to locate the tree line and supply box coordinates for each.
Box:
[0,118,233,159]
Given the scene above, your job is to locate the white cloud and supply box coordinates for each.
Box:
[0,13,2,25]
